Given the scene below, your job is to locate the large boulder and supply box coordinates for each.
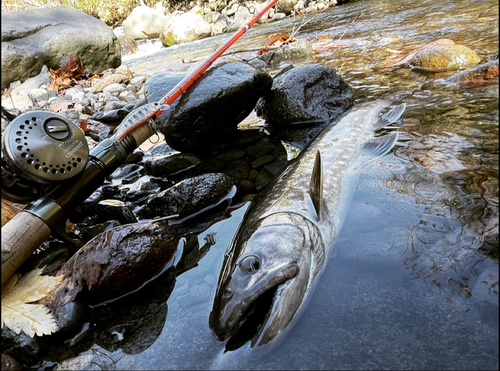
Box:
[1,6,121,90]
[255,64,354,125]
[146,61,273,154]
[160,12,212,46]
[122,5,168,40]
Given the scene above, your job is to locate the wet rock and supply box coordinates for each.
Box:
[225,160,251,182]
[95,199,138,225]
[1,6,120,90]
[111,163,144,183]
[47,220,180,307]
[244,135,278,158]
[251,154,277,169]
[254,162,289,191]
[258,38,313,67]
[150,62,273,154]
[1,354,21,371]
[140,173,235,219]
[256,64,354,125]
[444,55,499,84]
[52,300,87,337]
[144,153,203,177]
[410,44,481,72]
[80,220,121,240]
[75,190,105,219]
[92,268,176,355]
[1,327,41,367]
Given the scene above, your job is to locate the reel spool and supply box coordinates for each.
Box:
[1,111,89,203]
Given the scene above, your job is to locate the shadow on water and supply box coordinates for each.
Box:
[40,0,498,369]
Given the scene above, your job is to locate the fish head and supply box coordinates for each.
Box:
[210,213,316,352]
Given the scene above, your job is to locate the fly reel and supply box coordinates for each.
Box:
[1,111,89,203]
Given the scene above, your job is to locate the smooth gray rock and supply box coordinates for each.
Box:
[1,6,121,90]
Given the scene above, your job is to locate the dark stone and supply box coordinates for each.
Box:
[1,327,41,367]
[145,140,178,157]
[144,153,203,177]
[124,189,154,203]
[244,136,277,158]
[1,354,21,371]
[110,164,144,182]
[125,151,144,164]
[148,61,273,153]
[251,154,276,169]
[81,220,121,240]
[90,102,137,124]
[254,162,289,191]
[52,300,87,337]
[225,160,251,182]
[255,64,354,125]
[1,6,121,89]
[141,173,235,219]
[49,220,180,307]
[95,199,138,225]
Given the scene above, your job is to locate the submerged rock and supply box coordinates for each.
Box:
[444,53,499,84]
[410,44,481,72]
[255,64,354,125]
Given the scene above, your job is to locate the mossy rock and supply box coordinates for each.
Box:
[159,30,177,47]
[410,44,481,72]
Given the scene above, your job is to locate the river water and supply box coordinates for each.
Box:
[49,0,498,369]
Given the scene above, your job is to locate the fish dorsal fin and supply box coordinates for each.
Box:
[360,131,399,160]
[309,150,323,219]
[374,102,406,130]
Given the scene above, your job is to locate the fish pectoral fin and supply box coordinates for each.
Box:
[309,150,323,220]
[360,131,399,160]
[375,102,406,130]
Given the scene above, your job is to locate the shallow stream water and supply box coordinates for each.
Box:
[45,0,498,369]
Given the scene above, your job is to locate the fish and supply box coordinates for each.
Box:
[209,100,406,354]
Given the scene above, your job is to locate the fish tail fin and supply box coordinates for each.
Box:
[360,131,399,160]
[374,102,406,130]
[309,150,323,220]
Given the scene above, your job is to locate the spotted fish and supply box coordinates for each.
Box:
[209,100,406,355]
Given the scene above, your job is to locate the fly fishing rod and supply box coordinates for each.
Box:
[1,0,279,285]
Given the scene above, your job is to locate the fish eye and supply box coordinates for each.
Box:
[223,287,233,298]
[239,255,260,273]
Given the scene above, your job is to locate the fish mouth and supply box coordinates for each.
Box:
[221,263,299,352]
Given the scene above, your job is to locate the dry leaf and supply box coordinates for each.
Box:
[258,33,297,55]
[1,269,63,337]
